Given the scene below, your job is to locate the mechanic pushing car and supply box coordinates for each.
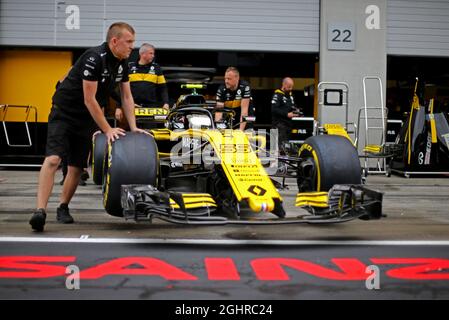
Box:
[115,43,169,127]
[29,22,148,232]
[271,77,302,155]
[216,67,252,130]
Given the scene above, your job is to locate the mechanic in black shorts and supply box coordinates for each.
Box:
[29,22,148,232]
[271,77,302,155]
[55,78,90,187]
[115,43,169,127]
[216,67,252,130]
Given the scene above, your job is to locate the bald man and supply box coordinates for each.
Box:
[271,77,301,154]
[216,67,252,130]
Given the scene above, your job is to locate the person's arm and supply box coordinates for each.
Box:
[83,80,125,142]
[111,83,124,121]
[287,111,297,118]
[115,107,124,122]
[239,84,252,130]
[216,86,225,108]
[239,98,250,130]
[80,52,125,142]
[156,72,170,109]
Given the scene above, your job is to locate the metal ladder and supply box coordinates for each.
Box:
[1,104,37,147]
[317,81,357,140]
[356,76,389,175]
[0,104,41,167]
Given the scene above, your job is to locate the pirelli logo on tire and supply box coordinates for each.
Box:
[102,143,113,208]
[299,143,313,153]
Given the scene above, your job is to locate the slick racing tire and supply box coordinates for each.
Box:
[91,133,107,185]
[103,132,159,216]
[297,135,361,192]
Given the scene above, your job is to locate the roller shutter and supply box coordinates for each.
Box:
[387,0,449,57]
[0,0,319,52]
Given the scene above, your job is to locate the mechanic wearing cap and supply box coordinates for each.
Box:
[115,43,169,125]
[271,77,302,155]
[216,67,252,131]
[29,22,148,232]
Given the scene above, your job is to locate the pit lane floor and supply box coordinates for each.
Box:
[0,169,448,299]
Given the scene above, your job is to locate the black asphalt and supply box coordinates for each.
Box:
[1,241,448,300]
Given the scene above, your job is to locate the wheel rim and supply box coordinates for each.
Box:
[297,157,316,192]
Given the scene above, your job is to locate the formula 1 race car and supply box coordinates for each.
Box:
[93,85,383,225]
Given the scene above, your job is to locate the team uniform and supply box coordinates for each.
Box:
[49,42,129,168]
[216,80,251,126]
[128,61,168,107]
[271,89,296,152]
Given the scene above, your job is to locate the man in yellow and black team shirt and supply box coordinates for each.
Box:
[216,67,252,130]
[115,43,169,125]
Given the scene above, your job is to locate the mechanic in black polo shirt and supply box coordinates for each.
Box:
[29,22,148,232]
[115,43,169,126]
[271,77,302,155]
[216,67,252,130]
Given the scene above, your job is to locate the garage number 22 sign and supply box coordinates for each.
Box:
[327,23,355,51]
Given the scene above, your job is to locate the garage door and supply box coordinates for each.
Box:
[387,0,449,57]
[0,0,319,52]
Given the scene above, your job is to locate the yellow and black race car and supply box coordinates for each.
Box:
[94,85,383,225]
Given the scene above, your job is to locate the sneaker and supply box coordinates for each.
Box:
[78,179,86,186]
[56,204,74,224]
[29,209,46,232]
[80,170,89,181]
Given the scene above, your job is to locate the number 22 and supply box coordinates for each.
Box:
[332,29,352,42]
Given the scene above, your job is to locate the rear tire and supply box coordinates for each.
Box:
[103,132,159,216]
[91,133,107,185]
[297,135,361,192]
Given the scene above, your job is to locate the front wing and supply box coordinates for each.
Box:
[121,184,383,225]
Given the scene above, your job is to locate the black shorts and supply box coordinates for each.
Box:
[45,106,97,168]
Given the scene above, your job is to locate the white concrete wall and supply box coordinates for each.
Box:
[319,0,387,156]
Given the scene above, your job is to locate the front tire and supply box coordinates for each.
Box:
[91,133,107,185]
[297,135,361,192]
[103,132,159,216]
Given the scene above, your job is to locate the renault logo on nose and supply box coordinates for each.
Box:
[248,185,266,196]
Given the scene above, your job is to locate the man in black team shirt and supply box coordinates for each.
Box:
[216,67,252,131]
[271,77,301,155]
[29,22,148,232]
[115,43,169,126]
